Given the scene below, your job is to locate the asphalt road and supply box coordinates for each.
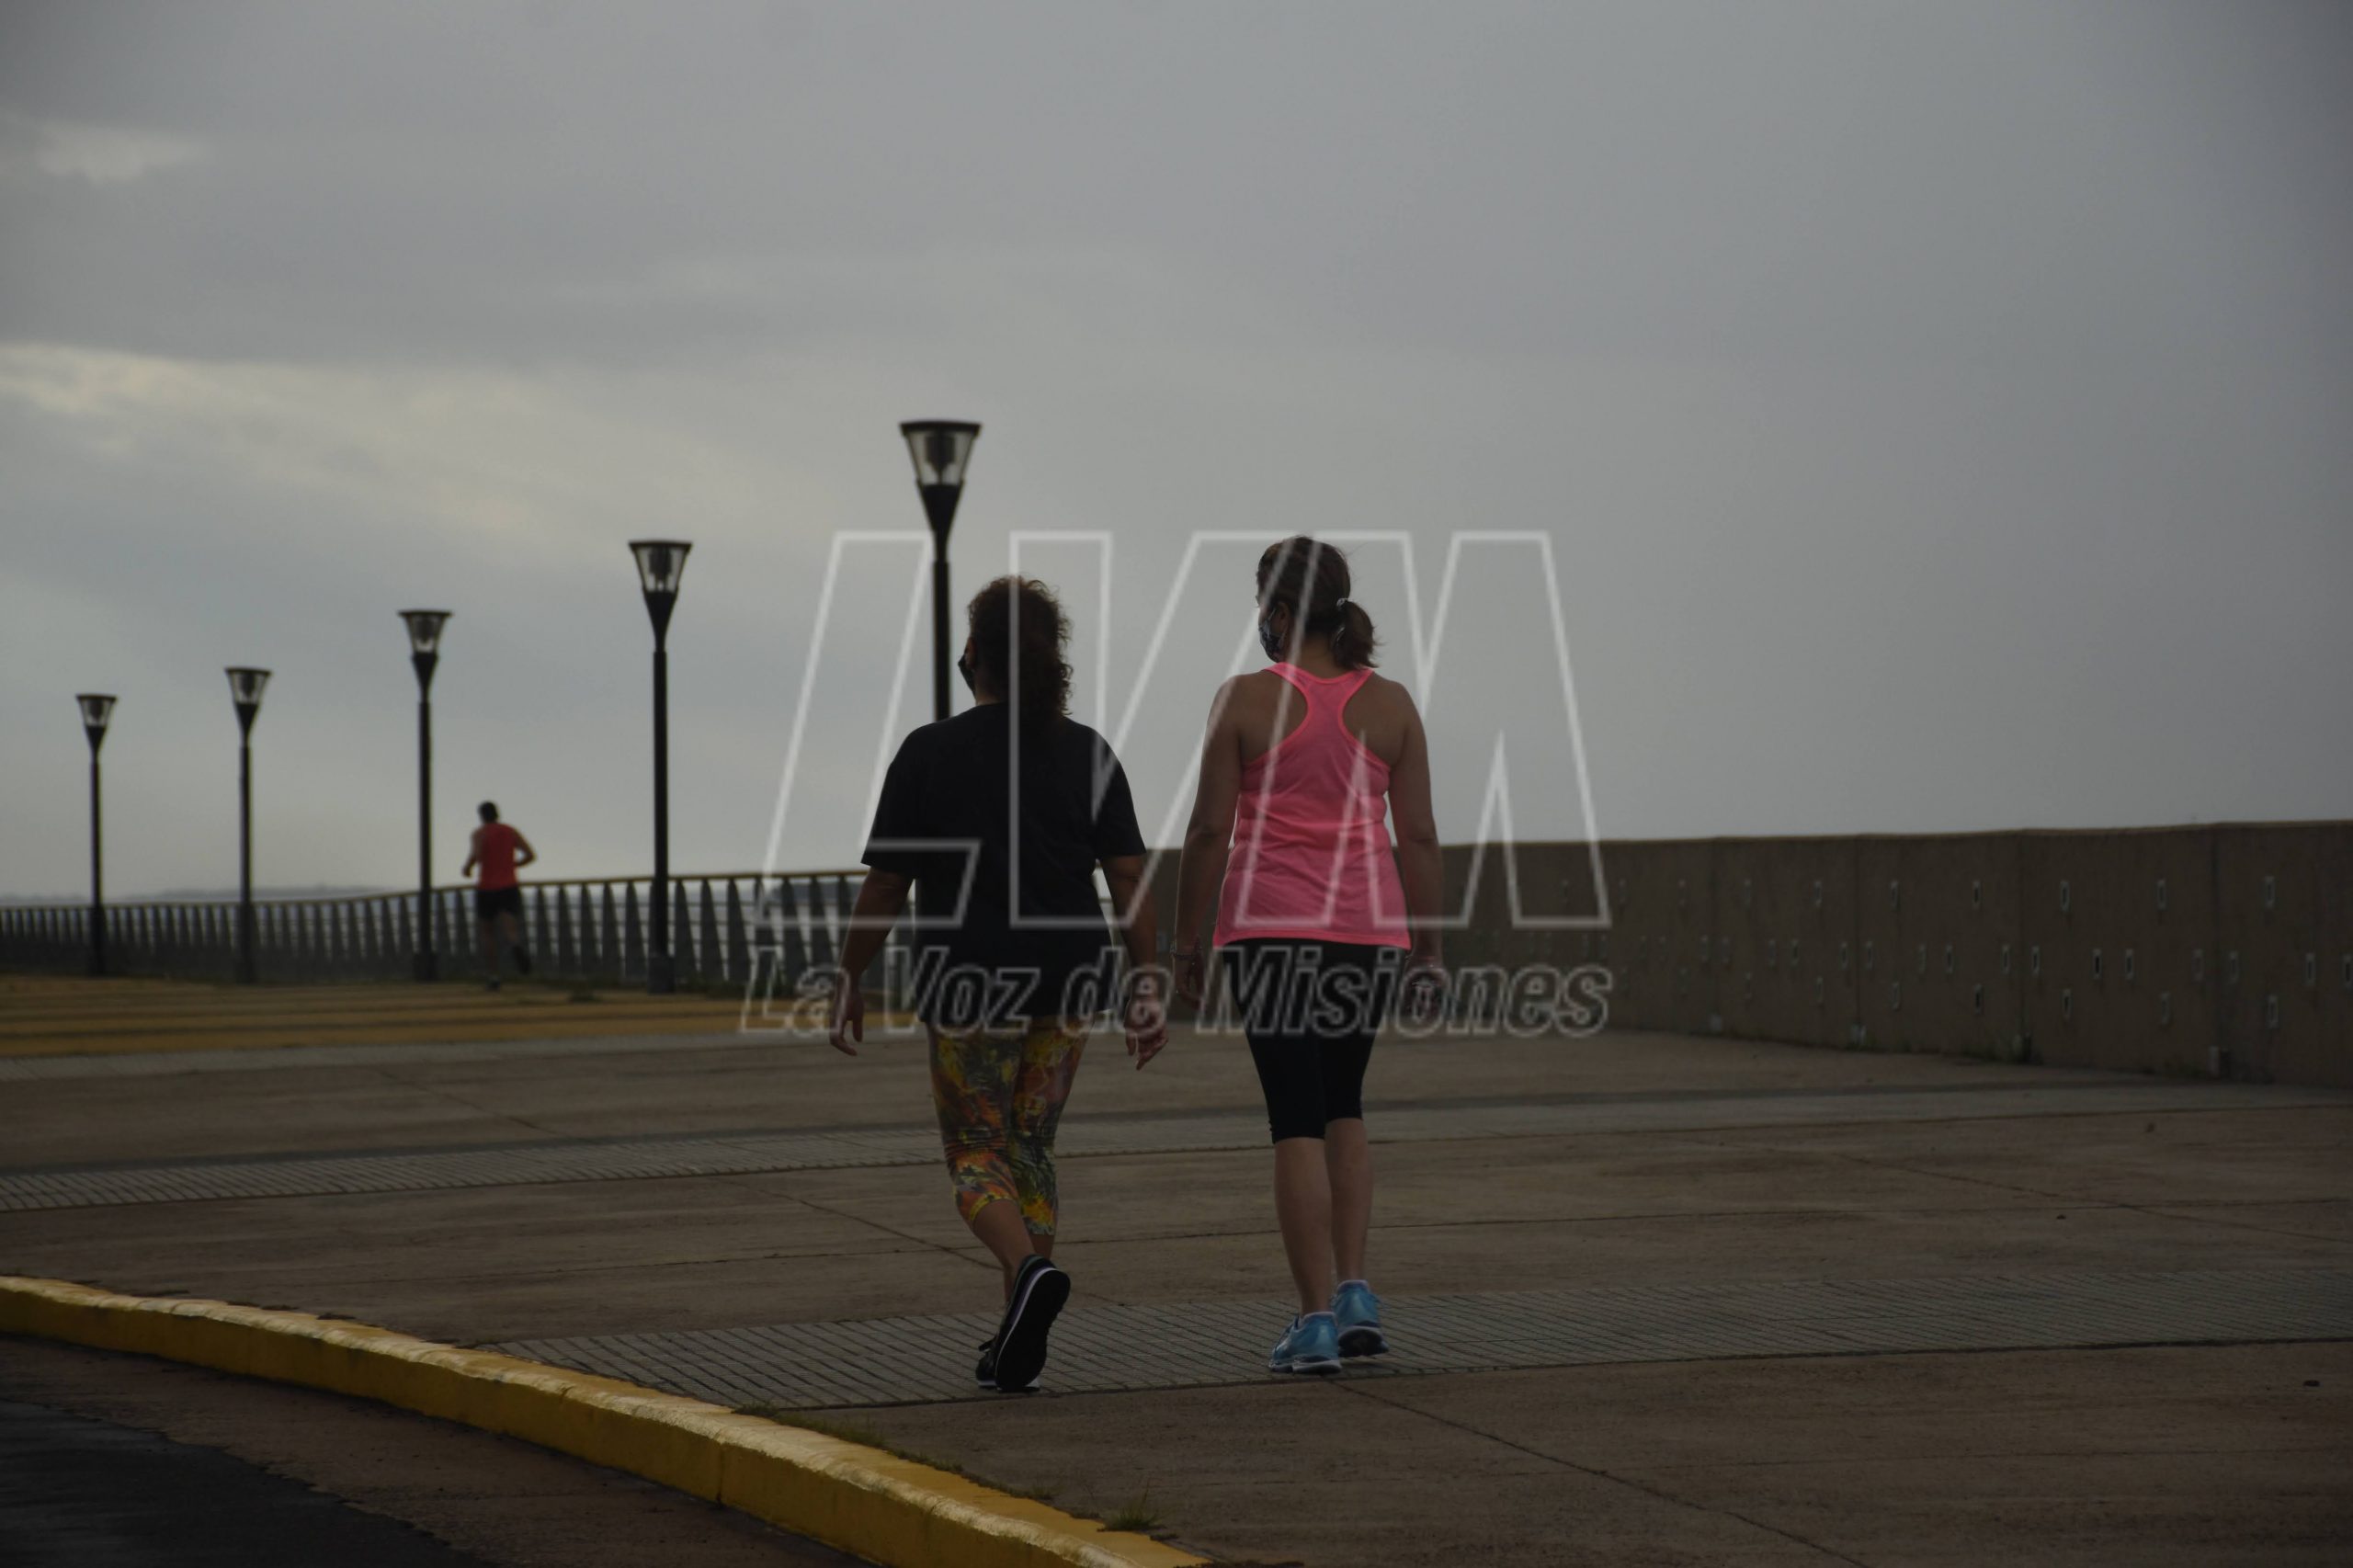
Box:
[2,1397,489,1568]
[0,1338,858,1568]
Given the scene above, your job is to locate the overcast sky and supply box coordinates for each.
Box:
[4,1,2348,900]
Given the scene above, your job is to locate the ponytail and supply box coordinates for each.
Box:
[1328,598,1379,670]
[1256,535,1379,670]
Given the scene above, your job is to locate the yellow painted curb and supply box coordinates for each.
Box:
[0,1276,1207,1568]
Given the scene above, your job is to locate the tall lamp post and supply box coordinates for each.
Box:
[398,611,450,981]
[629,540,691,994]
[898,421,981,722]
[76,694,117,976]
[225,667,271,984]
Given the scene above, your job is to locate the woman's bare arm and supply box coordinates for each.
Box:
[1101,854,1159,973]
[1385,691,1444,965]
[1171,678,1245,966]
[1102,852,1169,1066]
[835,869,911,983]
[827,869,911,1056]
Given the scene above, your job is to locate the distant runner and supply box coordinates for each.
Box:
[461,801,537,990]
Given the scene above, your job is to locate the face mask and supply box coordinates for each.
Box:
[1257,614,1284,662]
[956,650,976,693]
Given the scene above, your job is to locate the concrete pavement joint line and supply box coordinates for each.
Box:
[1632,1442,2353,1471]
[2140,1208,2353,1247]
[1762,1141,2353,1252]
[1334,1380,1880,1568]
[704,1172,992,1274]
[6,1018,2346,1101]
[11,1082,2345,1211]
[0,1032,768,1082]
[0,1275,1204,1568]
[382,1074,574,1144]
[492,1269,2353,1413]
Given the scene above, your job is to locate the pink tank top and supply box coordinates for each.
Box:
[1212,665,1412,949]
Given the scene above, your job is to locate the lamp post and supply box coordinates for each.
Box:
[398,611,450,982]
[225,667,271,984]
[629,540,691,994]
[898,421,981,722]
[76,694,117,976]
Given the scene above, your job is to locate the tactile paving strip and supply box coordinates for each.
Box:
[3,1080,2343,1212]
[494,1267,2353,1411]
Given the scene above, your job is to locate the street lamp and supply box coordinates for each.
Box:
[225,666,270,984]
[76,694,117,977]
[399,610,450,982]
[629,540,691,994]
[898,420,981,722]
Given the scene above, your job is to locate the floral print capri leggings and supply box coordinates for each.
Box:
[930,1017,1089,1236]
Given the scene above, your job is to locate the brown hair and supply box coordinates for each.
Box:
[966,574,1073,733]
[1256,535,1377,669]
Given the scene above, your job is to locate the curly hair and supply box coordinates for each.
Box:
[1256,535,1378,669]
[966,574,1073,733]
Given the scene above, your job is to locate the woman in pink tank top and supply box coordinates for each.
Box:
[1173,536,1447,1375]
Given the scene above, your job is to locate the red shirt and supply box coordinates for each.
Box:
[472,822,522,890]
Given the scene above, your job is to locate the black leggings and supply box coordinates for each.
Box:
[1222,939,1402,1143]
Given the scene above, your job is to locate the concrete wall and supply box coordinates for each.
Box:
[1435,824,2351,1088]
[15,823,2347,1087]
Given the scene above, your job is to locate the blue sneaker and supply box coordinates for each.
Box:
[1267,1311,1343,1375]
[1332,1280,1388,1358]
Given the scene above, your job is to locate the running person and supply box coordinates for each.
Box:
[1173,536,1445,1374]
[830,575,1166,1394]
[461,801,537,990]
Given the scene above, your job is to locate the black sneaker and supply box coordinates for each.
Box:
[986,1256,1069,1393]
[974,1337,1039,1392]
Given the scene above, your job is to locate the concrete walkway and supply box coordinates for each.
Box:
[4,985,2349,1564]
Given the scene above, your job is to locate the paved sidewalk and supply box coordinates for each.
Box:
[4,996,2349,1564]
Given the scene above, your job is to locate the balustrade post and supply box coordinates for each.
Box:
[806,878,836,972]
[623,883,644,980]
[777,879,807,987]
[724,879,748,983]
[554,885,576,977]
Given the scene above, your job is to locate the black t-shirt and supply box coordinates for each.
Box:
[861,705,1146,1028]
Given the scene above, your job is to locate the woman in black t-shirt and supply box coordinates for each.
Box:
[829,575,1166,1393]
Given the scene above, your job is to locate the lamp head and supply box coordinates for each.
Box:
[398,609,450,690]
[225,666,271,736]
[629,540,692,640]
[399,609,450,654]
[897,420,981,539]
[76,693,117,754]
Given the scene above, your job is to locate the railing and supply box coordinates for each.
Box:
[0,871,899,995]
